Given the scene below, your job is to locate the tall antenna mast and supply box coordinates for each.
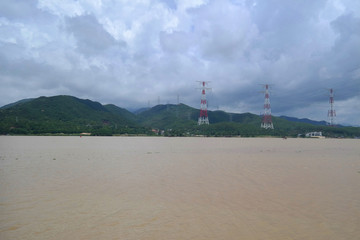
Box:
[328,88,336,126]
[261,84,274,129]
[197,81,211,125]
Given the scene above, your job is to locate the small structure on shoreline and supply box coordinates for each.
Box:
[305,132,324,138]
[80,132,91,136]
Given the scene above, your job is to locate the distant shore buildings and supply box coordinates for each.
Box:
[305,131,324,138]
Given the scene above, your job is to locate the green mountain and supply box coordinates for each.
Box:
[1,95,359,138]
[0,98,34,109]
[104,104,137,122]
[279,116,329,126]
[0,95,147,135]
[136,103,360,138]
[136,104,262,128]
[136,104,198,129]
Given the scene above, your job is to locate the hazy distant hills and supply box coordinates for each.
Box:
[1,95,359,137]
[279,116,328,126]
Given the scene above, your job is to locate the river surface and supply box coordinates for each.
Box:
[0,136,359,239]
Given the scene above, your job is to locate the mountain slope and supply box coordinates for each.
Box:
[136,103,360,137]
[137,104,198,129]
[137,104,263,128]
[279,116,328,126]
[0,95,144,135]
[0,98,34,109]
[104,104,137,122]
[1,95,359,137]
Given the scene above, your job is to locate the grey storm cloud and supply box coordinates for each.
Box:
[0,0,359,125]
[0,0,38,20]
[65,14,126,56]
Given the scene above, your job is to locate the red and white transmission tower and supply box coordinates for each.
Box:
[261,84,274,129]
[328,88,336,126]
[197,81,211,125]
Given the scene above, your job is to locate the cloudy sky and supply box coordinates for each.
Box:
[0,0,359,125]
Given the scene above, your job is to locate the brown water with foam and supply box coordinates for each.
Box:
[1,136,359,239]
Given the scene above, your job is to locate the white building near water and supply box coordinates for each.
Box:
[305,132,323,138]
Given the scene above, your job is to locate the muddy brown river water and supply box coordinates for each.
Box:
[0,136,359,239]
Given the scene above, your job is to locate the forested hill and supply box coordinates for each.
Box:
[1,95,359,138]
[136,103,262,129]
[135,103,360,138]
[0,95,145,135]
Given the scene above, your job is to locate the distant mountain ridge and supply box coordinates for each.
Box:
[1,95,359,137]
[0,97,333,126]
[279,116,329,126]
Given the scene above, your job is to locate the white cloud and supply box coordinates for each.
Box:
[0,0,359,125]
[37,0,84,17]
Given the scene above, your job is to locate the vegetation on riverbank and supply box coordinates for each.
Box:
[1,95,359,138]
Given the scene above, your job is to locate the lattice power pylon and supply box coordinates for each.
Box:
[197,81,211,125]
[328,88,336,126]
[261,84,274,129]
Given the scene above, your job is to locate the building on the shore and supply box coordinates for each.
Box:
[305,132,324,138]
